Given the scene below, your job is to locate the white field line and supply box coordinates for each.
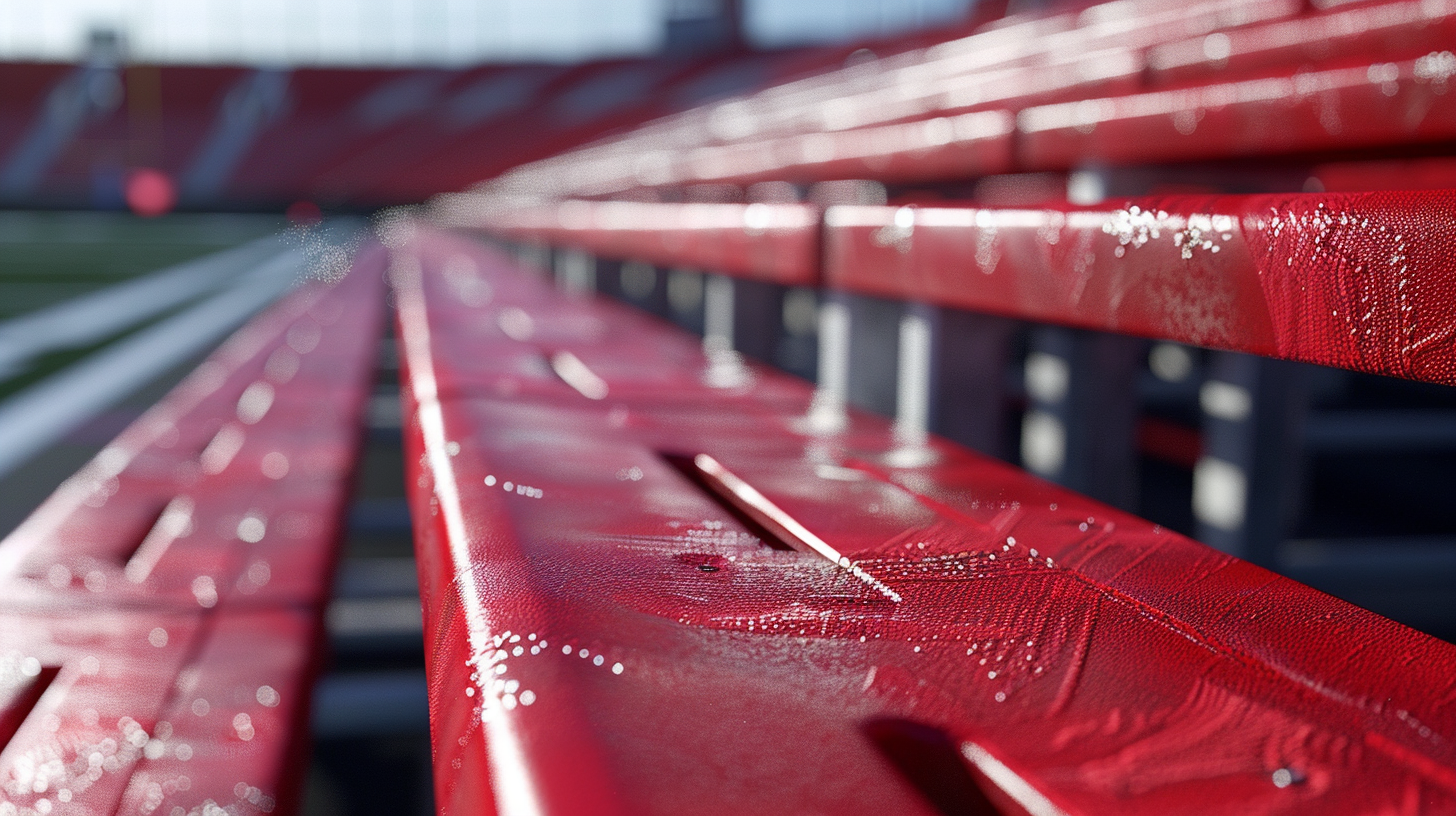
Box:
[0,234,287,378]
[0,246,306,479]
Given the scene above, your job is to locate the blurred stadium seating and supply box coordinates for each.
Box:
[0,33,956,210]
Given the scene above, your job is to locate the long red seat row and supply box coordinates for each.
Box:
[1145,0,1456,86]
[488,0,1456,195]
[452,189,1456,387]
[411,3,1456,812]
[596,0,1296,146]
[456,199,821,286]
[0,241,386,815]
[823,192,1456,385]
[483,0,1298,195]
[0,29,888,207]
[1020,50,1456,169]
[394,223,1456,815]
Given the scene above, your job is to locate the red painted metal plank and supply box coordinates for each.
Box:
[689,0,1293,149]
[476,0,1301,198]
[447,199,821,286]
[477,15,1077,199]
[0,609,205,815]
[1313,156,1456,191]
[824,192,1456,385]
[1019,51,1456,168]
[529,49,1130,192]
[630,109,1017,188]
[396,225,1456,816]
[0,245,386,612]
[115,608,322,816]
[0,607,320,816]
[0,242,384,815]
[389,277,813,410]
[1147,0,1456,87]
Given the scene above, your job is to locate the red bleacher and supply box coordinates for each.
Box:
[0,41,872,208]
[475,199,822,286]
[0,244,385,815]
[394,226,1456,815]
[822,193,1456,383]
[407,0,1456,813]
[479,0,1456,196]
[5,0,1456,813]
[1146,0,1456,86]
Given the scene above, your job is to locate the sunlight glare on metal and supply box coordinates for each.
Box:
[550,351,610,400]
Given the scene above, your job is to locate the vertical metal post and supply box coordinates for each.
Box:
[1022,326,1143,510]
[615,260,670,318]
[887,303,936,465]
[594,258,625,301]
[666,267,706,335]
[844,292,902,419]
[554,247,596,295]
[730,277,785,367]
[930,308,1016,461]
[778,286,819,381]
[513,242,551,276]
[1195,352,1307,565]
[803,293,850,433]
[702,273,747,387]
[702,273,735,352]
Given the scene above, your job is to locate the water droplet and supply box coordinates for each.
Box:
[191,575,218,608]
[237,515,267,543]
[1271,768,1303,788]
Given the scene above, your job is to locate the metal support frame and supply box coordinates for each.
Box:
[1021,326,1144,511]
[552,247,596,295]
[928,308,1017,461]
[844,292,902,419]
[1194,352,1308,565]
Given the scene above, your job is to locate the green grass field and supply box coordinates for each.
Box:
[0,210,283,317]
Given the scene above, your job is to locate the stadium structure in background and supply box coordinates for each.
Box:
[0,0,981,214]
